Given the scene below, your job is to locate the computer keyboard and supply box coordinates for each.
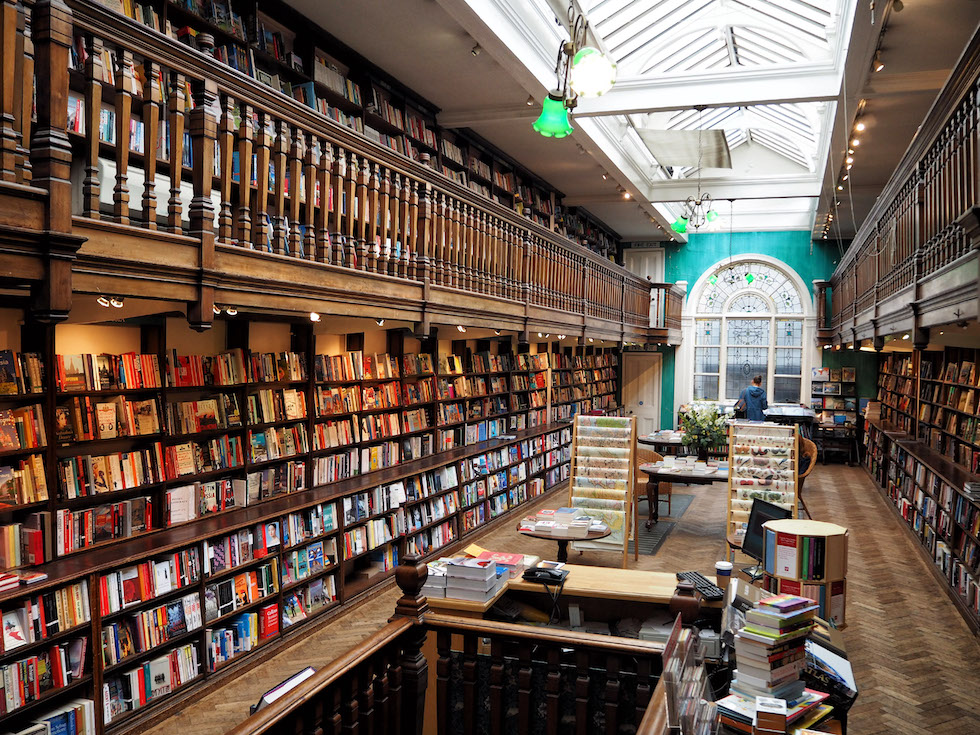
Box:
[676,571,725,601]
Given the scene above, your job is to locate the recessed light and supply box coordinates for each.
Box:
[939,330,945,335]
[846,157,853,164]
[855,121,866,132]
[837,185,843,190]
[851,139,860,147]
[110,297,124,308]
[212,305,221,315]
[588,338,594,343]
[310,312,321,322]
[225,307,237,316]
[97,296,111,308]
[494,330,501,336]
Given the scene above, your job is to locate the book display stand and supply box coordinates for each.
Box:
[727,421,800,544]
[760,518,848,627]
[567,415,636,568]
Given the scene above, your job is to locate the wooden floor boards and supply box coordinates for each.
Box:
[139,464,980,735]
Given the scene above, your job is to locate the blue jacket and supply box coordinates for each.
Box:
[739,385,768,421]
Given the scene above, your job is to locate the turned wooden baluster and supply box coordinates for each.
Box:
[516,644,533,735]
[288,126,304,257]
[435,628,451,735]
[0,0,20,181]
[235,103,253,247]
[504,222,515,300]
[253,111,271,251]
[355,155,370,270]
[545,646,561,734]
[604,654,621,735]
[316,138,332,263]
[432,191,446,285]
[167,72,186,233]
[488,638,505,735]
[345,152,359,268]
[112,49,134,224]
[341,672,360,735]
[461,632,478,735]
[471,208,483,292]
[357,658,376,735]
[462,203,475,290]
[410,180,423,282]
[270,119,288,255]
[330,144,346,265]
[575,650,591,735]
[386,644,404,735]
[81,35,103,219]
[303,134,317,260]
[366,161,381,273]
[635,655,654,726]
[449,197,462,288]
[12,3,32,182]
[372,652,391,735]
[389,172,403,277]
[215,93,235,241]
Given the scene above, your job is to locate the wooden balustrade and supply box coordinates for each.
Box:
[830,27,980,332]
[226,555,669,735]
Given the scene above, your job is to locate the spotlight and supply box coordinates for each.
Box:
[558,334,566,340]
[310,312,321,322]
[588,338,594,343]
[851,138,860,147]
[213,304,221,315]
[544,334,550,339]
[837,185,843,190]
[847,148,854,155]
[525,95,534,106]
[846,157,853,164]
[846,164,852,170]
[537,332,543,338]
[843,175,849,181]
[225,307,237,316]
[375,318,385,326]
[902,333,910,340]
[622,191,631,200]
[873,52,883,73]
[456,325,466,333]
[939,330,945,335]
[494,330,501,336]
[601,172,608,180]
[823,345,831,350]
[471,44,481,57]
[97,296,111,308]
[109,297,124,308]
[855,121,866,132]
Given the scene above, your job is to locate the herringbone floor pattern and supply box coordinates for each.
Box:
[141,465,980,735]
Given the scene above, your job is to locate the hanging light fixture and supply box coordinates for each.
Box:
[532,3,616,139]
[671,108,718,234]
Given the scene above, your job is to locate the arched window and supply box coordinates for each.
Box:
[693,260,805,403]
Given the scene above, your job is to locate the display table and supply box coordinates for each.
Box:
[814,423,860,465]
[516,524,611,563]
[638,462,727,525]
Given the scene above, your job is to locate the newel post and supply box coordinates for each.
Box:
[30,0,83,322]
[186,77,218,331]
[390,554,429,735]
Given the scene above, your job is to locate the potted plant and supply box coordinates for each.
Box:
[679,402,728,461]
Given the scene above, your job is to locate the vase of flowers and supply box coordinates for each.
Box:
[680,402,728,461]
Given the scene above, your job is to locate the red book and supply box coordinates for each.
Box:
[477,551,523,566]
[259,602,279,639]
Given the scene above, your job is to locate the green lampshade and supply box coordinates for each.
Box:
[570,46,616,97]
[706,209,718,222]
[532,92,574,138]
[671,217,688,234]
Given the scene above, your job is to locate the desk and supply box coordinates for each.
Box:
[516,525,610,563]
[814,423,860,465]
[638,432,727,459]
[638,463,727,526]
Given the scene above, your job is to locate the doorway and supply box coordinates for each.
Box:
[622,352,662,435]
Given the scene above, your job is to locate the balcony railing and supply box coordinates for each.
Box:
[226,556,668,735]
[829,27,980,332]
[3,0,675,338]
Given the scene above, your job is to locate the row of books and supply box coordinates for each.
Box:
[0,638,86,715]
[54,497,153,556]
[203,560,279,623]
[245,388,307,424]
[98,548,201,615]
[203,523,280,578]
[166,394,243,435]
[0,351,44,395]
[0,457,48,508]
[206,607,271,672]
[56,353,162,392]
[1,580,91,654]
[55,395,160,444]
[101,591,202,667]
[313,352,400,382]
[165,435,243,480]
[0,405,45,452]
[282,503,337,548]
[249,424,309,463]
[281,538,337,586]
[103,643,198,723]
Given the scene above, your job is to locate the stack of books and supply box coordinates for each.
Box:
[443,558,506,602]
[421,559,449,598]
[731,594,819,702]
[518,508,605,538]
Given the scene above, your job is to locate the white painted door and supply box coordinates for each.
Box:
[622,353,662,436]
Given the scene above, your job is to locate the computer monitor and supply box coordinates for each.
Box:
[740,499,792,574]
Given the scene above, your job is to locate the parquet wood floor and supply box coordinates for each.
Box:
[140,465,980,735]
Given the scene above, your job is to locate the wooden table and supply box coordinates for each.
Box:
[638,463,727,526]
[516,524,611,562]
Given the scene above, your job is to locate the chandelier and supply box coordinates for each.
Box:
[671,108,718,233]
[532,3,616,139]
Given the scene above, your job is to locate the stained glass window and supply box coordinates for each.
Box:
[694,260,806,404]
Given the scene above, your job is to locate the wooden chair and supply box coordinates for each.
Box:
[797,437,818,519]
[635,446,672,529]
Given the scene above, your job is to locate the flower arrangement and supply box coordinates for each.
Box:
[680,402,728,459]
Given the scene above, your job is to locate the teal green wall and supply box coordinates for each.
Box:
[819,350,881,405]
[657,231,842,427]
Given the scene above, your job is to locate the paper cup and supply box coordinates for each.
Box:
[715,560,733,589]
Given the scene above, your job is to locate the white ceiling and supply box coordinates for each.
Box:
[285,0,980,244]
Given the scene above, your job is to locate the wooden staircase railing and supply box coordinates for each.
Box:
[225,555,669,735]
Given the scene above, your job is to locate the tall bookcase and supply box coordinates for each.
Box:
[0,308,613,732]
[863,345,980,633]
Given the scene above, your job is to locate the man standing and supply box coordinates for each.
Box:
[739,375,768,421]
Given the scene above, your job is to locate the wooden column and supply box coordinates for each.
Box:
[30,0,81,323]
[288,126,304,257]
[112,49,134,224]
[12,2,32,183]
[141,60,162,230]
[0,0,21,181]
[187,77,218,331]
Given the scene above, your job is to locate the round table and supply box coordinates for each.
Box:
[517,524,611,562]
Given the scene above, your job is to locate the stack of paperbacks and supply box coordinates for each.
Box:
[568,416,632,553]
[716,594,831,733]
[422,557,506,603]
